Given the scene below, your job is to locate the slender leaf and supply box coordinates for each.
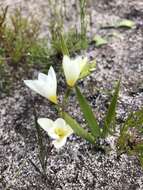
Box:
[100,19,135,30]
[134,143,143,152]
[139,156,143,168]
[102,80,120,137]
[116,19,135,29]
[60,34,69,56]
[63,112,95,144]
[75,86,100,138]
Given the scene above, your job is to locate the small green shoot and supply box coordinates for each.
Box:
[100,19,135,30]
[116,19,135,29]
[94,35,108,47]
[110,32,122,39]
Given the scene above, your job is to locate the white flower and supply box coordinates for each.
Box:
[24,66,57,104]
[37,118,73,149]
[62,55,88,87]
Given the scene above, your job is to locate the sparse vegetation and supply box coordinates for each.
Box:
[0,1,143,189]
[117,108,143,166]
[0,7,40,66]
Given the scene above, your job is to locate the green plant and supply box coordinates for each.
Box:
[0,8,40,65]
[27,40,50,66]
[24,55,97,148]
[24,53,121,146]
[0,6,8,62]
[117,108,143,166]
[51,30,84,56]
[0,6,8,39]
[72,80,120,141]
[78,0,88,49]
[47,0,89,56]
[48,0,64,52]
[23,50,143,173]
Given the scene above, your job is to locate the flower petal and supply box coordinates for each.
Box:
[38,72,48,81]
[38,117,73,148]
[63,55,80,87]
[48,66,57,90]
[24,66,57,103]
[37,118,53,133]
[54,118,73,138]
[48,66,56,78]
[24,80,39,93]
[79,57,88,71]
[52,137,67,149]
[24,80,50,99]
[63,55,70,65]
[47,127,59,139]
[54,118,66,127]
[46,67,57,103]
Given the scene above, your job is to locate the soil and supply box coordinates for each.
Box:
[0,0,143,190]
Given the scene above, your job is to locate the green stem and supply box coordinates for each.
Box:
[54,103,62,118]
[79,0,87,48]
[62,87,72,108]
[33,104,46,175]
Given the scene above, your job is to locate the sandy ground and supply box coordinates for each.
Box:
[0,0,143,189]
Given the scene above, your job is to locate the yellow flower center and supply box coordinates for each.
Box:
[67,79,75,87]
[54,127,66,138]
[50,95,57,104]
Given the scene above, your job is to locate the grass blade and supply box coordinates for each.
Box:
[102,80,120,137]
[60,34,69,56]
[63,112,95,144]
[75,86,100,138]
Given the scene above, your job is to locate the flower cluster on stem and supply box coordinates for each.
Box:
[24,55,88,148]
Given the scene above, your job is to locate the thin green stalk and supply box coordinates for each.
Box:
[61,87,72,112]
[33,104,47,175]
[63,87,72,105]
[79,0,87,48]
[60,34,69,55]
[63,0,67,18]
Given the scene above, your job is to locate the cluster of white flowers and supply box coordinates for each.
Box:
[24,55,88,148]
